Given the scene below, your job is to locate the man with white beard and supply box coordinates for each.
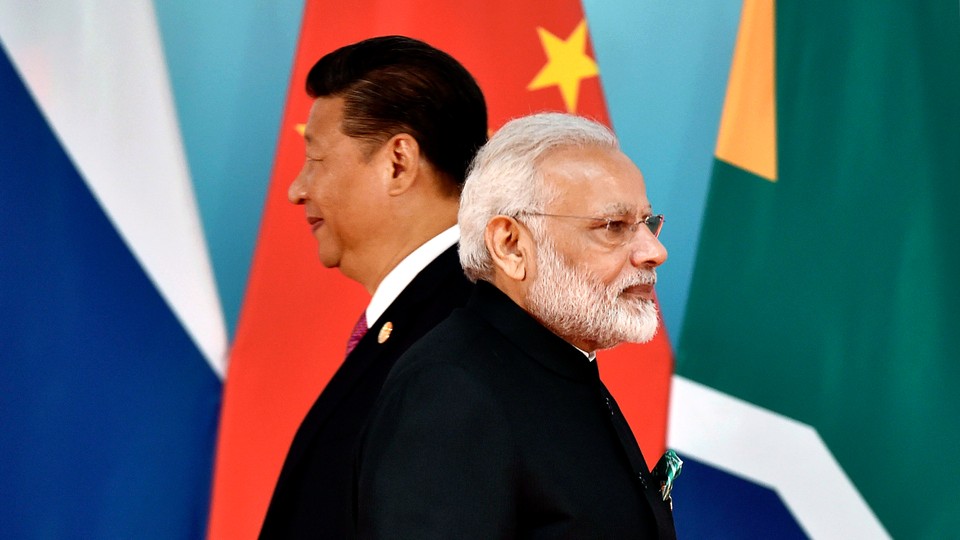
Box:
[353,112,678,539]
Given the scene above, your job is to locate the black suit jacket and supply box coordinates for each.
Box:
[260,245,473,539]
[355,281,677,539]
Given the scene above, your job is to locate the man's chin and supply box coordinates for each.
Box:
[614,328,659,349]
[317,248,340,269]
[615,307,660,346]
[631,324,659,344]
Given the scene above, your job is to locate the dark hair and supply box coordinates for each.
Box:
[306,35,488,191]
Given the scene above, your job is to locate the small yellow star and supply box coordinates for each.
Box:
[295,123,306,136]
[527,20,599,113]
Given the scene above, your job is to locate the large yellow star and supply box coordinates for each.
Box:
[527,20,599,113]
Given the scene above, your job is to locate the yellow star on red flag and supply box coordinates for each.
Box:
[527,19,599,113]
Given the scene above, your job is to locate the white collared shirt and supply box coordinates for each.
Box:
[575,345,597,362]
[365,225,460,325]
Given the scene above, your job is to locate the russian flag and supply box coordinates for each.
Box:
[1,3,225,537]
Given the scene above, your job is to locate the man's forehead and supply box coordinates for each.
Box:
[303,97,344,144]
[541,146,641,179]
[540,147,649,209]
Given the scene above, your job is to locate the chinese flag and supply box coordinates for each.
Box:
[208,1,673,538]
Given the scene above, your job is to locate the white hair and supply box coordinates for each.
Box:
[458,112,620,282]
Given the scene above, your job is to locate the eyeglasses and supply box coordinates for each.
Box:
[518,212,664,247]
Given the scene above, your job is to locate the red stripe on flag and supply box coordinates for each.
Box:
[208,2,672,538]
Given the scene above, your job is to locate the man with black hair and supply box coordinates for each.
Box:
[260,35,487,539]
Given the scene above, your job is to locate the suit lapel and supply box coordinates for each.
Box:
[277,331,382,478]
[599,381,677,539]
[278,247,464,477]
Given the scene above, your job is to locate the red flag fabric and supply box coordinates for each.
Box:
[208,2,673,538]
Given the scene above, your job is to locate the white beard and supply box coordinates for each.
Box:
[526,239,660,350]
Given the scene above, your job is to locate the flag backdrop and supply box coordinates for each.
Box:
[207,1,673,538]
[673,0,960,538]
[0,1,225,537]
[3,0,958,538]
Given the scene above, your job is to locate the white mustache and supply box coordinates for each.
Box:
[617,270,657,289]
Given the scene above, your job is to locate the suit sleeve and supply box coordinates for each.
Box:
[355,362,517,539]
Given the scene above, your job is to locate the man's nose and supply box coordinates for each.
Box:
[628,229,667,268]
[288,169,307,205]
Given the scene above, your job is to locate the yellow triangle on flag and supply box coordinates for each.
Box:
[715,0,777,182]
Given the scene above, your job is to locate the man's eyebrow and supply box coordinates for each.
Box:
[597,203,631,215]
[598,203,653,216]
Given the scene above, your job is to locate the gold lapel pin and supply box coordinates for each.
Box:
[377,321,393,344]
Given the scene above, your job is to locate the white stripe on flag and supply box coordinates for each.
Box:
[669,375,890,539]
[0,0,228,377]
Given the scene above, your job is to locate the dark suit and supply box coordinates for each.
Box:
[355,280,677,539]
[260,245,473,539]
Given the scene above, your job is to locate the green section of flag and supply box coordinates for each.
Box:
[678,1,960,537]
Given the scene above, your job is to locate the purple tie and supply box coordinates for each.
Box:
[345,313,368,356]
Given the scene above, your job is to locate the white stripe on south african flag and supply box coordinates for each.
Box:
[669,375,889,539]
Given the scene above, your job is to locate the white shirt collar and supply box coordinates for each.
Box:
[574,345,597,362]
[366,225,459,325]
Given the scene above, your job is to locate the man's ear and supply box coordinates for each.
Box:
[485,216,533,281]
[383,133,420,196]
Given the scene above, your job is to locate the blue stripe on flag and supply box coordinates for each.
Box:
[0,45,221,539]
[672,455,809,539]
